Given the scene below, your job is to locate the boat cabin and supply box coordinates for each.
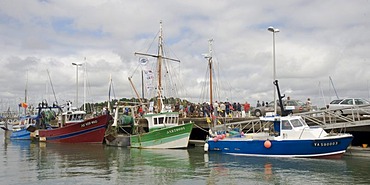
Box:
[60,110,86,126]
[261,115,328,140]
[12,115,38,131]
[144,112,180,132]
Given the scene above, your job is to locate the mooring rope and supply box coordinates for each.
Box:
[193,123,209,133]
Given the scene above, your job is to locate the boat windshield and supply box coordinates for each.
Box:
[290,118,307,128]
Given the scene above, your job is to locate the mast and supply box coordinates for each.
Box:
[207,39,214,105]
[157,21,163,112]
[134,21,180,113]
[84,57,87,111]
[141,70,144,100]
[24,71,28,115]
[108,74,112,112]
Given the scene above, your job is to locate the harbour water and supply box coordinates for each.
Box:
[1,133,370,185]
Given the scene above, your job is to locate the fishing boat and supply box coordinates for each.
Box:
[2,105,43,140]
[29,100,112,143]
[105,21,193,149]
[5,76,33,140]
[205,80,353,159]
[130,110,193,149]
[9,115,37,140]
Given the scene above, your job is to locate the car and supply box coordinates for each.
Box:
[327,98,370,116]
[252,100,309,117]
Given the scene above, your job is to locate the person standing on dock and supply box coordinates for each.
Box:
[244,101,250,117]
[257,100,261,107]
[306,98,312,111]
[213,101,219,116]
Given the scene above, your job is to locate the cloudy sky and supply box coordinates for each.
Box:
[1,0,370,111]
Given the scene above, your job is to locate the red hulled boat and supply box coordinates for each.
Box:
[29,101,111,143]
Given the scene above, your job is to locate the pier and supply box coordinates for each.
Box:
[131,105,370,147]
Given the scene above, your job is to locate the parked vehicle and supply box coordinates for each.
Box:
[252,100,309,117]
[327,98,370,116]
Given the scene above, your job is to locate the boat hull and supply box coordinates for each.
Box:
[130,123,193,149]
[105,134,130,147]
[207,134,353,159]
[36,114,111,143]
[10,129,31,140]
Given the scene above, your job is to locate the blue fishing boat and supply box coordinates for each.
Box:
[9,115,38,140]
[8,101,61,140]
[205,80,353,159]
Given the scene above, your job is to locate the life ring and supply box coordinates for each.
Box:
[264,140,272,149]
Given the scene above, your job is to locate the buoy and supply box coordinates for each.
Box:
[204,143,209,152]
[264,140,272,148]
[221,134,226,139]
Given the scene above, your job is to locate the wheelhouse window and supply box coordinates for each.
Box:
[158,117,164,125]
[168,116,173,124]
[281,120,292,130]
[289,118,307,128]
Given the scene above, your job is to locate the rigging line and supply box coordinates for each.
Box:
[84,66,94,105]
[142,30,160,54]
[199,64,210,103]
[163,39,181,62]
[329,76,339,99]
[46,69,58,105]
[129,63,142,79]
[163,58,181,98]
[211,46,223,102]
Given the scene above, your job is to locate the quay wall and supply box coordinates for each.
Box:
[135,116,370,146]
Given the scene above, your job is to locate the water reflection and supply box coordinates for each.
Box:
[1,135,370,185]
[204,152,369,185]
[36,143,112,180]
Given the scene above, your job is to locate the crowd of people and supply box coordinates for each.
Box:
[126,96,313,119]
[130,101,252,119]
[171,101,251,118]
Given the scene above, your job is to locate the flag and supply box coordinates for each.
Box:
[139,57,149,65]
[20,102,28,108]
[144,69,155,93]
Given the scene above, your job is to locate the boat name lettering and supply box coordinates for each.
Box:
[313,141,340,147]
[167,126,185,134]
[81,120,98,128]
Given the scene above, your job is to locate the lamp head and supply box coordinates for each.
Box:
[268,26,280,33]
[72,63,82,66]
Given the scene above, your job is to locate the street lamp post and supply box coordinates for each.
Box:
[268,26,279,115]
[72,62,82,110]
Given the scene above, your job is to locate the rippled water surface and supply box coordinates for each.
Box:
[1,132,370,185]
